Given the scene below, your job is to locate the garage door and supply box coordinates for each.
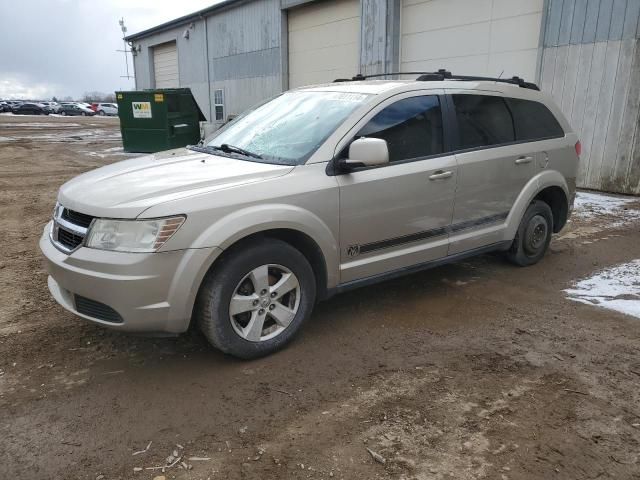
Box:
[288,0,360,88]
[153,41,179,88]
[400,0,543,81]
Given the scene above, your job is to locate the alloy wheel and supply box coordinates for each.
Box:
[229,264,300,342]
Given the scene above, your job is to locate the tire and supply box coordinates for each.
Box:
[81,112,87,116]
[196,238,316,359]
[98,110,105,116]
[60,111,66,116]
[506,200,553,267]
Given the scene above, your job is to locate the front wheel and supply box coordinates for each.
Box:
[196,238,316,359]
[81,112,87,116]
[506,200,553,267]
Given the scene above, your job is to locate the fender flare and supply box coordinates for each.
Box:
[504,170,569,240]
[191,204,340,289]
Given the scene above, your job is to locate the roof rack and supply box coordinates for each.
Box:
[333,69,540,91]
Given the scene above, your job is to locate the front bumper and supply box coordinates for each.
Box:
[40,222,221,334]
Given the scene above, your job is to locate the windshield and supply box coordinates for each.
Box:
[205,90,370,165]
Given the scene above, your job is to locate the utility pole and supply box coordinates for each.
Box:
[117,18,133,81]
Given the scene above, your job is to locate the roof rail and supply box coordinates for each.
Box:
[333,69,540,91]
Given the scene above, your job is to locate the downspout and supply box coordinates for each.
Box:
[201,14,213,123]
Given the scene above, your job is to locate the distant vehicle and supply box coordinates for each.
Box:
[41,101,61,113]
[58,104,96,116]
[95,103,118,116]
[0,101,11,112]
[12,102,49,115]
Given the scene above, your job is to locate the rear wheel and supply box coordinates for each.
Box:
[506,200,553,267]
[98,110,105,116]
[196,238,316,359]
[60,111,66,116]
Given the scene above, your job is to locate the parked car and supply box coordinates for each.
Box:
[58,104,95,116]
[95,103,118,116]
[41,101,61,113]
[40,71,579,359]
[12,102,49,115]
[0,101,11,112]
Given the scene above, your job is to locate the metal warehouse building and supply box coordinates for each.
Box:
[126,0,640,195]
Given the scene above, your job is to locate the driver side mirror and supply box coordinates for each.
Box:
[341,137,389,170]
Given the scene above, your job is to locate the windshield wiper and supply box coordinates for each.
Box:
[216,144,262,159]
[187,143,262,159]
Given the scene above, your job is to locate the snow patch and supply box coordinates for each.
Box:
[572,191,640,227]
[565,260,640,319]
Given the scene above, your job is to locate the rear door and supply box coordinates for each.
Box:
[447,91,536,254]
[336,91,457,283]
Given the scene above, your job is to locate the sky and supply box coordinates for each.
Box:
[0,0,221,100]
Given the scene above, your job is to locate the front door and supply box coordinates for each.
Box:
[336,93,457,283]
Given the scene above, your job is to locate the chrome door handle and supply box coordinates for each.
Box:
[429,170,453,180]
[515,156,533,164]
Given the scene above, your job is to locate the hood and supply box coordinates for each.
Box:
[58,148,294,218]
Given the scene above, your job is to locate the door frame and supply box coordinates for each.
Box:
[326,88,456,175]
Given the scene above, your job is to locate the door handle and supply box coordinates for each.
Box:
[515,156,533,165]
[429,170,453,180]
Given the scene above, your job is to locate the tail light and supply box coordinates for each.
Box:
[575,141,581,157]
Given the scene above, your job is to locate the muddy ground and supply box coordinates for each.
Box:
[1,114,639,480]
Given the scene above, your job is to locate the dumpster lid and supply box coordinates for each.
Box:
[115,88,207,121]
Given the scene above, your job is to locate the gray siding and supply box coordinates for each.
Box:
[130,0,284,124]
[360,0,386,75]
[206,0,284,120]
[540,0,640,194]
[544,0,640,46]
[131,23,210,121]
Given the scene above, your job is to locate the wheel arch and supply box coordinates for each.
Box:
[533,185,569,233]
[505,170,570,240]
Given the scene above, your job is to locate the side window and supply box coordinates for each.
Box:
[357,95,444,162]
[452,94,515,149]
[506,98,564,141]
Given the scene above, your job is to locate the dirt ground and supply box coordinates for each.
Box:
[1,114,639,480]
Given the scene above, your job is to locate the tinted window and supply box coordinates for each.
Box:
[452,94,515,149]
[506,98,564,141]
[357,95,443,162]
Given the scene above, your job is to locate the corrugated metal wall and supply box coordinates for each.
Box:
[540,0,640,194]
[206,0,284,122]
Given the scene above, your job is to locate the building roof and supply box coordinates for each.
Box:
[124,0,244,41]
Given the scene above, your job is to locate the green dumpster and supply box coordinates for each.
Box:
[115,88,206,153]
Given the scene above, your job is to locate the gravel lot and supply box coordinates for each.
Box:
[1,114,639,480]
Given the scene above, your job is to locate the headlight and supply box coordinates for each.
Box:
[85,216,185,253]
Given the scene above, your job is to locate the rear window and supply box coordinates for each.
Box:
[506,98,564,141]
[452,94,515,149]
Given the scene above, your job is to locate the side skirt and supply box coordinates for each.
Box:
[325,241,512,298]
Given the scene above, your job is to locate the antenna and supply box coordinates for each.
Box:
[117,18,134,80]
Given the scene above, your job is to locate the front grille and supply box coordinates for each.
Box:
[61,208,95,228]
[51,204,94,253]
[57,227,84,250]
[75,295,123,323]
